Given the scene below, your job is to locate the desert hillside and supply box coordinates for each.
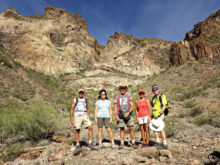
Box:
[0,6,219,165]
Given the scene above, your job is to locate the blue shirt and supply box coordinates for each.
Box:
[95,99,111,118]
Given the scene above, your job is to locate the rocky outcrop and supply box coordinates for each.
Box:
[0,6,173,77]
[0,5,99,75]
[170,9,220,65]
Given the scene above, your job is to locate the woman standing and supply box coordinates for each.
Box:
[136,89,151,147]
[95,89,115,148]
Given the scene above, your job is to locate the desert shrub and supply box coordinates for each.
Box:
[0,101,60,142]
[164,117,177,138]
[1,143,24,162]
[12,92,28,101]
[171,86,185,94]
[209,77,219,84]
[184,100,196,108]
[189,106,202,117]
[179,112,187,118]
[193,114,212,126]
[211,117,220,128]
[110,121,118,130]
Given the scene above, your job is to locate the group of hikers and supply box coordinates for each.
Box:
[70,84,169,150]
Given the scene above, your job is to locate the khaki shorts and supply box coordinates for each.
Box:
[74,115,92,130]
[97,117,110,128]
[117,116,134,128]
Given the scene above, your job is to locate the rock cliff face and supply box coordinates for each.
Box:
[0,5,100,75]
[0,5,172,77]
[170,9,220,65]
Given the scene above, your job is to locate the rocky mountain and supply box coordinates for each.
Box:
[170,9,220,65]
[0,5,172,78]
[0,5,220,165]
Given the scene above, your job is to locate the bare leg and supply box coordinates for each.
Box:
[98,128,103,141]
[88,126,93,141]
[120,128,125,141]
[75,129,80,144]
[140,125,146,144]
[106,127,114,141]
[154,132,160,142]
[144,124,149,145]
[160,130,166,143]
[128,126,135,140]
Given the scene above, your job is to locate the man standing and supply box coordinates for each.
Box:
[114,84,137,149]
[150,86,168,149]
[70,90,94,149]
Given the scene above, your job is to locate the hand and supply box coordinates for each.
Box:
[123,112,130,118]
[70,118,74,125]
[95,118,98,124]
[136,119,139,124]
[110,118,112,124]
[147,117,151,123]
[116,116,120,122]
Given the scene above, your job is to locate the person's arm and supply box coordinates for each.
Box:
[109,104,112,123]
[114,104,120,122]
[136,103,139,124]
[147,98,151,122]
[95,105,98,124]
[70,99,75,124]
[86,99,90,116]
[160,95,167,114]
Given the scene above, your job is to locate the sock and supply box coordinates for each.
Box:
[99,140,102,145]
[89,140,92,144]
[121,140,124,145]
[163,140,167,145]
[76,143,80,146]
[156,139,160,143]
[131,139,135,144]
[111,140,115,145]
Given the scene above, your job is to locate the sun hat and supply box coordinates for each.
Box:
[139,89,146,94]
[119,84,128,90]
[149,118,165,132]
[152,86,159,91]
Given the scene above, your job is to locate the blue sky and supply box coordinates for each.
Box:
[0,0,219,45]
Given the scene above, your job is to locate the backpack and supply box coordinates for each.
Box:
[74,98,88,111]
[151,94,170,116]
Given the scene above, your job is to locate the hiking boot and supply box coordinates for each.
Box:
[132,143,138,149]
[119,144,124,149]
[141,144,146,148]
[112,143,117,149]
[88,143,96,150]
[155,142,162,149]
[162,144,168,150]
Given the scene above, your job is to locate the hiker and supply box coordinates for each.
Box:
[70,90,95,149]
[114,84,137,149]
[94,89,115,149]
[149,86,168,149]
[136,89,151,148]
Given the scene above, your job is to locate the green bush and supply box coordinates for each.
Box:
[164,117,177,138]
[184,100,196,108]
[171,86,185,94]
[1,143,24,162]
[193,114,212,126]
[0,101,60,142]
[189,106,202,117]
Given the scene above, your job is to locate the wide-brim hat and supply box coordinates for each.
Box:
[149,118,165,132]
[119,84,128,90]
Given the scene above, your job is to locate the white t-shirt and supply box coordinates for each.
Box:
[74,98,87,116]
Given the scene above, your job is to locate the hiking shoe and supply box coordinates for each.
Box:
[132,143,138,149]
[162,144,168,150]
[119,144,124,149]
[88,143,96,150]
[76,145,81,149]
[112,143,117,149]
[155,142,162,149]
[141,144,146,148]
